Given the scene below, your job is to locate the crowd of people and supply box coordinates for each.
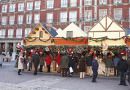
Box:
[15,47,130,85]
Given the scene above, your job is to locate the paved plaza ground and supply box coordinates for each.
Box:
[0,61,129,90]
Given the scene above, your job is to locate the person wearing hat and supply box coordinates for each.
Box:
[117,55,128,86]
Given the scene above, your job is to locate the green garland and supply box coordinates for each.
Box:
[89,37,123,42]
[62,37,86,42]
[26,37,37,42]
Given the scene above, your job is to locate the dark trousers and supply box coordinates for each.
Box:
[18,69,21,75]
[39,65,43,72]
[114,66,119,76]
[61,68,68,77]
[47,65,50,72]
[120,72,127,85]
[128,71,130,84]
[34,64,38,75]
[92,70,98,82]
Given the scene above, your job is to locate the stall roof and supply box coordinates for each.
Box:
[88,16,126,39]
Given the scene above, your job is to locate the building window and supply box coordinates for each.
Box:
[26,14,32,24]
[0,29,6,38]
[61,0,68,8]
[60,12,67,22]
[9,4,15,12]
[99,9,107,20]
[114,8,122,21]
[18,15,23,24]
[66,31,73,38]
[113,0,122,4]
[70,0,77,7]
[84,10,92,22]
[84,0,92,5]
[16,28,22,38]
[47,0,54,9]
[8,29,14,38]
[39,31,43,38]
[47,13,53,23]
[25,28,31,37]
[99,0,107,5]
[69,11,77,22]
[34,14,40,24]
[2,16,7,25]
[9,16,15,25]
[18,3,24,12]
[27,2,33,10]
[2,5,7,13]
[35,1,41,10]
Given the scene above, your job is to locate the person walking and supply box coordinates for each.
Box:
[92,56,99,82]
[32,51,40,75]
[117,55,128,86]
[60,53,69,77]
[78,54,86,79]
[45,53,52,72]
[113,54,120,76]
[18,52,24,75]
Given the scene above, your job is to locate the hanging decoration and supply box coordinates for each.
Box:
[26,37,37,42]
[62,37,86,42]
[39,36,51,42]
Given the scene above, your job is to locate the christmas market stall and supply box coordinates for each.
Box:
[23,23,57,47]
[87,16,126,76]
[88,16,126,46]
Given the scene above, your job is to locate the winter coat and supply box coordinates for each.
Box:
[32,54,40,67]
[113,57,120,67]
[68,55,75,68]
[45,55,52,65]
[127,57,130,71]
[78,56,86,72]
[92,59,99,71]
[39,56,45,65]
[86,55,92,66]
[60,55,69,68]
[117,59,128,72]
[56,54,61,65]
[105,56,113,68]
[18,56,24,69]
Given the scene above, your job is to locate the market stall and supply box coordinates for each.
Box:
[23,23,57,46]
[88,16,126,46]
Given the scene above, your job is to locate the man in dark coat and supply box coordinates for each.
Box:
[32,52,40,75]
[127,56,130,84]
[60,53,69,77]
[117,56,128,86]
[92,56,99,82]
[79,55,86,79]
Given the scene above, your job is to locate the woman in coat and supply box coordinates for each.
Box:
[18,53,24,75]
[45,53,52,72]
[79,55,86,79]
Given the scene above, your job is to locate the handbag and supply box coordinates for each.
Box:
[69,67,73,73]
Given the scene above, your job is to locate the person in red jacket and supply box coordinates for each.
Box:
[45,52,52,72]
[56,52,61,72]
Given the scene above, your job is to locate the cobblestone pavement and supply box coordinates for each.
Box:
[0,61,129,90]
